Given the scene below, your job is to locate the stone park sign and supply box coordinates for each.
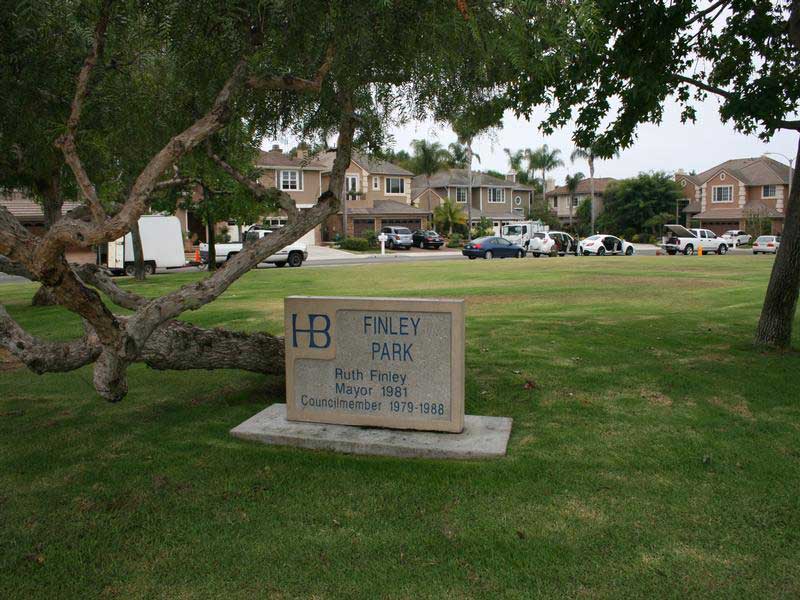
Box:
[284,296,465,432]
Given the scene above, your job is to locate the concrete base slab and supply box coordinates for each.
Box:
[230,404,512,460]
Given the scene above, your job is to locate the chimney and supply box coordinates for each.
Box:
[505,172,516,183]
[296,148,308,160]
[271,144,281,153]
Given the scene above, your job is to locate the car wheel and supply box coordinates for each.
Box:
[468,256,476,260]
[124,263,135,276]
[583,250,590,256]
[387,239,394,249]
[684,244,694,255]
[717,244,728,255]
[288,252,303,267]
[517,250,524,258]
[597,247,606,256]
[484,250,493,259]
[625,246,634,256]
[533,252,540,258]
[144,262,156,276]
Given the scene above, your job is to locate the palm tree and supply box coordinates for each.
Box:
[447,142,469,168]
[411,139,450,205]
[571,144,619,234]
[433,198,467,235]
[503,148,531,184]
[564,172,585,229]
[530,145,564,208]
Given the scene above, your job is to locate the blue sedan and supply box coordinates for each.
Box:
[462,236,526,259]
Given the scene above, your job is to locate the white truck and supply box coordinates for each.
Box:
[199,225,308,268]
[500,220,549,250]
[661,224,729,255]
[98,215,186,275]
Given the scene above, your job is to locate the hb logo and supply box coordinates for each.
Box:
[291,313,331,349]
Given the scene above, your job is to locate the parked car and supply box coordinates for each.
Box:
[579,234,635,256]
[661,224,729,255]
[462,236,526,259]
[381,226,413,250]
[752,235,781,254]
[528,231,578,257]
[199,226,307,268]
[411,229,444,249]
[98,215,186,275]
[722,229,752,245]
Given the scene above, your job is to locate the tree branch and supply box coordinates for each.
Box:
[72,263,146,310]
[684,0,730,27]
[0,305,101,373]
[54,0,112,224]
[206,146,299,221]
[246,43,335,94]
[0,255,33,279]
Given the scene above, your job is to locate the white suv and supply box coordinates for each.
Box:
[528,231,578,257]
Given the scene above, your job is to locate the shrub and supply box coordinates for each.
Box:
[337,237,371,251]
[446,233,464,248]
[363,229,378,248]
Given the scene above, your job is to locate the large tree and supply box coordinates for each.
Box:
[0,0,506,401]
[507,0,800,349]
[598,173,683,236]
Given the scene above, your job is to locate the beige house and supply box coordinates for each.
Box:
[411,169,536,233]
[676,157,791,234]
[316,150,428,239]
[545,177,617,227]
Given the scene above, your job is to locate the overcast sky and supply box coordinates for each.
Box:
[268,95,798,187]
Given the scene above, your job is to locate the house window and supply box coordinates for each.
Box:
[345,174,359,198]
[386,177,405,194]
[680,179,687,188]
[763,185,777,198]
[279,170,302,191]
[572,197,579,208]
[514,195,522,206]
[488,188,505,203]
[372,176,380,190]
[552,197,558,209]
[455,187,467,203]
[712,185,733,203]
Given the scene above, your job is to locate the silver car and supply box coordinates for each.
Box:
[752,235,781,254]
[381,226,413,250]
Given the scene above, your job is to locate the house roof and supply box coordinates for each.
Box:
[691,157,792,187]
[683,201,701,214]
[345,200,431,216]
[547,177,617,196]
[414,169,536,191]
[410,186,446,202]
[696,201,784,221]
[318,150,413,176]
[256,148,327,170]
[0,191,82,223]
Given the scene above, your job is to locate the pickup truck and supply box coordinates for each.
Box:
[199,226,308,268]
[661,224,729,256]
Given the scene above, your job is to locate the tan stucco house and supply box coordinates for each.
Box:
[411,169,535,233]
[676,157,791,235]
[545,177,617,227]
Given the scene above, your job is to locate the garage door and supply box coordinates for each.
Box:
[297,228,316,246]
[382,219,422,230]
[353,219,376,237]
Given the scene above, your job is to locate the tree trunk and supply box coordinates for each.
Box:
[589,158,597,234]
[466,142,473,241]
[207,220,217,272]
[130,220,146,280]
[754,134,800,349]
[32,176,63,306]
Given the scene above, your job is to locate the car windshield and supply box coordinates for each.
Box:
[585,235,603,241]
[724,230,736,235]
[503,225,522,235]
[424,230,438,236]
[471,237,491,244]
[756,236,774,243]
[244,230,270,243]
[532,232,546,239]
[395,228,411,234]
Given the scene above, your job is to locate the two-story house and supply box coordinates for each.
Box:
[411,169,535,234]
[676,157,791,234]
[545,177,617,227]
[316,150,426,239]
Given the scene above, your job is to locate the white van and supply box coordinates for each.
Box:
[98,215,186,275]
[500,220,549,249]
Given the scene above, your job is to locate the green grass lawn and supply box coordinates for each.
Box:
[1,256,799,598]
